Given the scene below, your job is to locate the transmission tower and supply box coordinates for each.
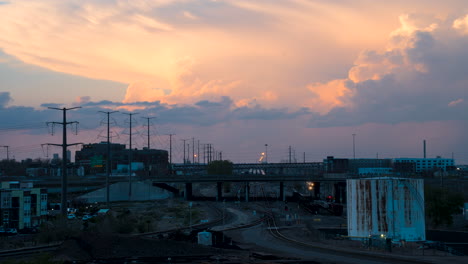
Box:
[122,112,138,200]
[99,110,118,207]
[46,106,81,216]
[141,117,156,149]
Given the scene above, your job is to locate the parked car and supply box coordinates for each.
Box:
[19,227,39,234]
[67,213,76,220]
[82,214,92,221]
[5,228,17,236]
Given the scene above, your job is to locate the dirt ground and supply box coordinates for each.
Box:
[2,198,467,263]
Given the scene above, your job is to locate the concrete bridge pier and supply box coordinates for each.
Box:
[185,183,193,200]
[279,182,285,201]
[216,182,223,201]
[245,182,250,202]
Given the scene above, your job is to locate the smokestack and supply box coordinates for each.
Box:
[423,140,426,159]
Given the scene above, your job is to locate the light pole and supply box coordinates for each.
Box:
[265,144,268,163]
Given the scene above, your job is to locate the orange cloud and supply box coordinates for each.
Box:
[306,79,351,114]
[0,1,466,114]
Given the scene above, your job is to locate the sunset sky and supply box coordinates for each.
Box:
[0,0,467,164]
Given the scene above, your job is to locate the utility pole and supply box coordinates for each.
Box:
[123,112,138,200]
[182,139,188,164]
[265,144,268,163]
[209,144,213,163]
[47,106,81,216]
[99,110,118,207]
[142,117,156,149]
[303,152,306,163]
[352,134,356,159]
[197,140,200,164]
[1,146,9,161]
[167,134,175,171]
[289,146,292,163]
[192,138,195,164]
[203,144,206,164]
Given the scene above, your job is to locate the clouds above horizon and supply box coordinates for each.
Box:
[0,0,468,164]
[308,13,468,127]
[2,1,466,111]
[0,92,311,132]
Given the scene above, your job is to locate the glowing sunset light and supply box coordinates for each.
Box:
[0,0,467,163]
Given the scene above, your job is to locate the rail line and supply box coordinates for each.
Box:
[0,243,61,260]
[253,187,437,264]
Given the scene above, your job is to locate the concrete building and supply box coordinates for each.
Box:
[358,168,393,177]
[0,181,47,230]
[75,142,169,176]
[393,157,454,173]
[349,159,392,174]
[347,178,425,241]
[324,156,393,174]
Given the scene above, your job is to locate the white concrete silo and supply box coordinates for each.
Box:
[347,177,425,241]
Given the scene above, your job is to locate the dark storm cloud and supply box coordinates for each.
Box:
[0,95,311,133]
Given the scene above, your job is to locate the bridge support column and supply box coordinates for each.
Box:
[185,183,193,200]
[216,182,223,202]
[314,181,321,199]
[279,182,285,201]
[245,182,250,202]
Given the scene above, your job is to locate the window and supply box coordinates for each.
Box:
[2,197,9,207]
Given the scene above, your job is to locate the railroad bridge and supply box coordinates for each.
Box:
[153,162,348,202]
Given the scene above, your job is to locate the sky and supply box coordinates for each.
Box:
[0,0,468,164]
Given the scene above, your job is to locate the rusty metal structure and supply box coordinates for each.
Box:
[347,177,425,241]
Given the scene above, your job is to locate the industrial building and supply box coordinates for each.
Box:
[0,181,48,230]
[347,177,425,241]
[75,142,169,176]
[323,156,392,174]
[393,157,454,173]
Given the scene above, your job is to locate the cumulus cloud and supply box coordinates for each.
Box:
[1,1,468,130]
[308,13,468,127]
[0,92,12,107]
[0,0,431,113]
[453,14,468,34]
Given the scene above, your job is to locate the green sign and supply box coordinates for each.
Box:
[90,155,104,168]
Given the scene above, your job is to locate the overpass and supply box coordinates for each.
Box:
[154,162,349,202]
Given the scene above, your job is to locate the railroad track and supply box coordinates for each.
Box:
[136,202,229,238]
[0,243,61,260]
[254,187,437,264]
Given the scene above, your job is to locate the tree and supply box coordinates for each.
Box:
[425,185,464,228]
[207,160,233,175]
